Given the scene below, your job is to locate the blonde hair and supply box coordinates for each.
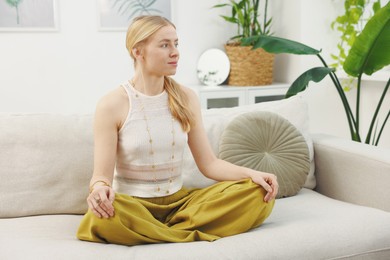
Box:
[126,15,194,132]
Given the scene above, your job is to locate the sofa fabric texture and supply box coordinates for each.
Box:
[219,111,310,198]
[1,189,390,260]
[1,94,390,260]
[0,114,93,217]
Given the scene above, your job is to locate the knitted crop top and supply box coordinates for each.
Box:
[113,82,188,198]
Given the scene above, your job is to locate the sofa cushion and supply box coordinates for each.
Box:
[0,114,93,218]
[219,111,310,198]
[1,189,389,260]
[182,94,315,190]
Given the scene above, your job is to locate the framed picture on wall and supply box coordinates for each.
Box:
[0,0,59,32]
[97,0,173,31]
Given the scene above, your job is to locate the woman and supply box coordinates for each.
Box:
[77,15,278,246]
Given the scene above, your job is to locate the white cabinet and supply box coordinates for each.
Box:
[188,83,290,109]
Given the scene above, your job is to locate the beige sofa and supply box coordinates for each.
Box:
[1,95,390,260]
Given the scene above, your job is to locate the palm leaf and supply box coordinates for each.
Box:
[242,35,320,55]
[285,67,335,98]
[343,2,390,76]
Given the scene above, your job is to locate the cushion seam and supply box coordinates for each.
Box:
[327,247,390,259]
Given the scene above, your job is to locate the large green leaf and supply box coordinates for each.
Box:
[285,67,335,98]
[343,2,390,76]
[241,35,320,55]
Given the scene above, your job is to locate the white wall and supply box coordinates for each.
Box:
[0,0,389,147]
[0,0,234,114]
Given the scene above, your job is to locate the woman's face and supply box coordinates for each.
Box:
[141,25,179,77]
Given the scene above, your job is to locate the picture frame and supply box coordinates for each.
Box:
[0,0,59,32]
[97,0,173,31]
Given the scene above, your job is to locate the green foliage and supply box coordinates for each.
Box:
[6,0,22,7]
[242,35,320,55]
[285,67,335,98]
[244,2,390,145]
[330,0,382,70]
[343,4,390,76]
[212,0,272,43]
[343,2,390,145]
[112,0,161,21]
[5,0,23,24]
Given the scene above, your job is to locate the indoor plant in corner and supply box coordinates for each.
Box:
[213,0,274,86]
[241,2,390,146]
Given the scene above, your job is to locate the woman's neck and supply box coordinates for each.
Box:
[131,76,164,96]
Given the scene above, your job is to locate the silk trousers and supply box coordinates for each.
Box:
[76,178,275,246]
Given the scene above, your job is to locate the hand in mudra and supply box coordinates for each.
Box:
[251,172,278,203]
[87,186,115,218]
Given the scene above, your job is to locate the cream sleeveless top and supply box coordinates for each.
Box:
[113,82,188,197]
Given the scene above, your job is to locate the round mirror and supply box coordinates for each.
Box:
[197,48,230,86]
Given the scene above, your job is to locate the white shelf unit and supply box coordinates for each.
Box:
[188,83,290,109]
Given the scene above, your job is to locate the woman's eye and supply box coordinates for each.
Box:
[162,44,168,48]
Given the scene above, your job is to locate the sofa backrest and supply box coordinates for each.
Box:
[0,114,94,218]
[0,95,313,218]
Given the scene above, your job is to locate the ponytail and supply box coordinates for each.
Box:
[164,77,195,132]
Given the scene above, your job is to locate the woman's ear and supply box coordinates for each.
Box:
[131,48,138,57]
[132,48,143,60]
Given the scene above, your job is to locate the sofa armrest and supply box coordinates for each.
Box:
[312,133,390,212]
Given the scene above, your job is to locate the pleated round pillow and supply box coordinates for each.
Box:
[219,111,310,198]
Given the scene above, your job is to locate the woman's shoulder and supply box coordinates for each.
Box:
[178,84,200,110]
[95,86,129,119]
[177,84,197,99]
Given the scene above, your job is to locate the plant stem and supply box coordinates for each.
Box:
[316,54,360,141]
[375,109,390,146]
[16,6,20,24]
[356,75,362,136]
[332,71,358,127]
[264,0,268,34]
[367,77,390,144]
[253,0,259,36]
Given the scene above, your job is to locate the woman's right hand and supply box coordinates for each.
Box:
[87,185,115,218]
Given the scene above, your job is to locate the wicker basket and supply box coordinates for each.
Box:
[224,44,274,86]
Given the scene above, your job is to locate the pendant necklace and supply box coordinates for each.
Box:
[130,80,175,194]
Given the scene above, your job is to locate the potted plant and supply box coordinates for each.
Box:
[241,2,390,145]
[213,0,274,86]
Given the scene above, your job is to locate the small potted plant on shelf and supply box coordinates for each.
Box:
[213,0,274,86]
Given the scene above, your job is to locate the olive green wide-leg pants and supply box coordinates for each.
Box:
[76,178,275,246]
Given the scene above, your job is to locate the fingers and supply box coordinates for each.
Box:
[98,189,115,217]
[108,188,115,203]
[87,198,101,218]
[262,174,278,203]
[87,187,115,218]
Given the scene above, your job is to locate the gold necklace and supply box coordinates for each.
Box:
[130,80,175,194]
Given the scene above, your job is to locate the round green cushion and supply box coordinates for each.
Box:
[219,111,310,198]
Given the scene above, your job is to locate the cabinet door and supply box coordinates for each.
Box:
[247,86,288,104]
[200,90,245,109]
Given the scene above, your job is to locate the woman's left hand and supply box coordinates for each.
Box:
[250,172,279,202]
